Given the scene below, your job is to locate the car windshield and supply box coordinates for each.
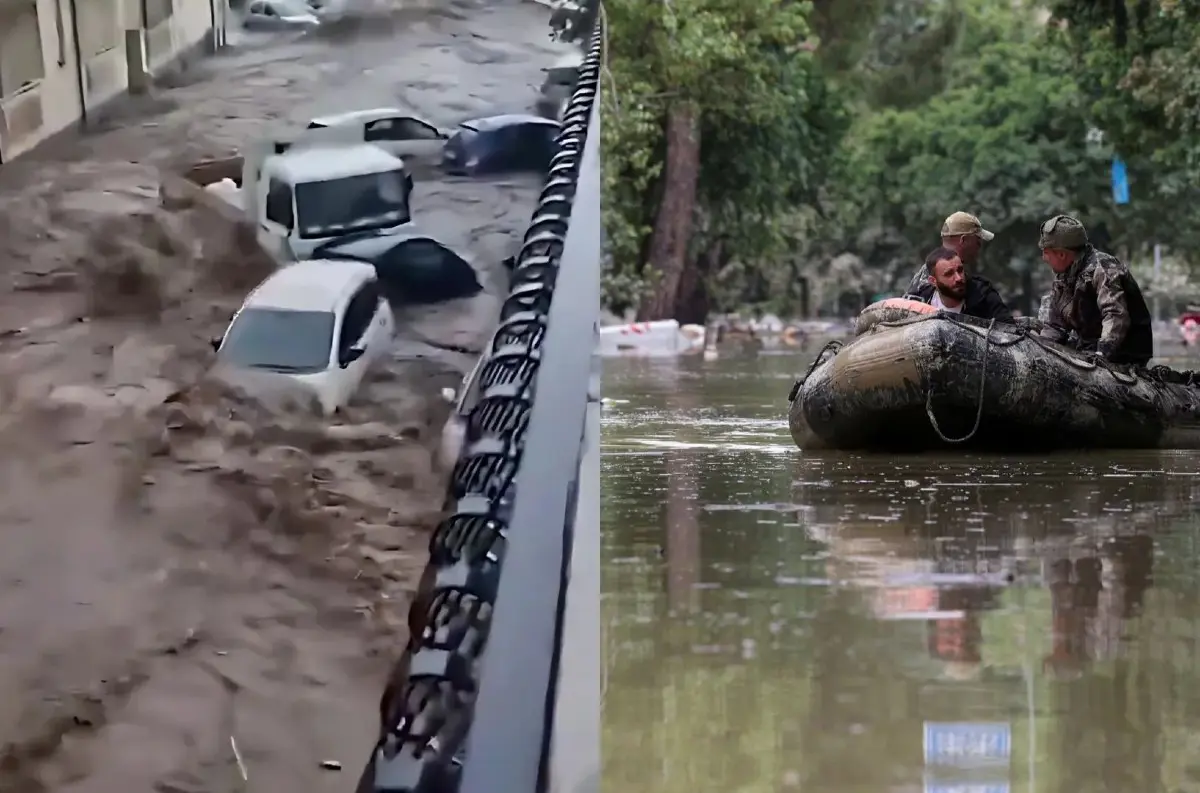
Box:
[273,0,311,15]
[294,169,412,240]
[219,308,335,373]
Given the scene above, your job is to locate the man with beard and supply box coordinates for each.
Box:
[903,211,996,296]
[908,246,1014,322]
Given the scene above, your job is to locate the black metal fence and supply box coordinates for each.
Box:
[357,17,602,793]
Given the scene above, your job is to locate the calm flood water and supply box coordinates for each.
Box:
[601,343,1200,793]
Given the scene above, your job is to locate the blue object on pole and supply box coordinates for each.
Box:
[1111,157,1130,205]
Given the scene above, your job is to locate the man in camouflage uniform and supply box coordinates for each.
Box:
[1036,215,1153,366]
[903,211,996,297]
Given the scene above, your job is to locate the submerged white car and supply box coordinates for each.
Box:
[212,260,395,415]
[306,109,448,161]
[243,0,320,29]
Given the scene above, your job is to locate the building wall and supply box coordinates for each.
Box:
[0,0,224,163]
[77,0,131,110]
[0,0,84,161]
[173,0,218,56]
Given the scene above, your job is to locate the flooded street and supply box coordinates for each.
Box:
[602,346,1200,793]
[0,1,567,789]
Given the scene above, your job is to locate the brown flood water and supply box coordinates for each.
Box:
[602,343,1200,793]
[0,1,565,789]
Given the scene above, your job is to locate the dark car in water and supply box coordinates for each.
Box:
[441,114,561,176]
[312,229,483,307]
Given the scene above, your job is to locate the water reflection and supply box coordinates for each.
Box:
[602,354,1200,793]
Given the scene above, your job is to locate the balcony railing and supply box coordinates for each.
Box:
[356,16,602,793]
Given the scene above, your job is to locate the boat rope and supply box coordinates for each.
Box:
[931,314,1148,383]
[357,16,603,793]
[1020,332,1144,384]
[788,339,843,402]
[893,312,1145,385]
[924,318,996,444]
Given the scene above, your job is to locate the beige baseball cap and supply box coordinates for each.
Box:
[941,211,995,241]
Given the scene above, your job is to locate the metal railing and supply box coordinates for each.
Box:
[356,16,602,793]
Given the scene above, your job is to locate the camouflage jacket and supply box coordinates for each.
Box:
[902,265,928,298]
[1037,245,1153,364]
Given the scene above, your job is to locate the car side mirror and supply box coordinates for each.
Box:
[339,346,365,368]
[210,337,221,352]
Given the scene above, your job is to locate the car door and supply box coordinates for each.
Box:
[364,116,446,160]
[527,122,559,172]
[502,123,537,172]
[475,127,511,174]
[333,287,375,409]
[258,177,295,261]
[365,279,395,349]
[354,279,392,358]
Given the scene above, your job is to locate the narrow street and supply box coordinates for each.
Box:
[0,2,566,790]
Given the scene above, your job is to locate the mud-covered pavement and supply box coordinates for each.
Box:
[0,2,566,790]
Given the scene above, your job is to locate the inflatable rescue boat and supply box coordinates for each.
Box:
[787,298,1200,451]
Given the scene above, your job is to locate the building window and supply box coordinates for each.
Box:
[76,0,122,58]
[143,0,174,28]
[0,2,45,99]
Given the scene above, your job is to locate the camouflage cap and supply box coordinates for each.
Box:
[941,211,995,241]
[1039,215,1088,250]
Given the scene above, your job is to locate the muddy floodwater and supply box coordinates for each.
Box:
[602,344,1200,793]
[0,1,566,789]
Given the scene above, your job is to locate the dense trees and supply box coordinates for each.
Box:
[601,0,1200,320]
[1049,0,1200,253]
[602,0,846,320]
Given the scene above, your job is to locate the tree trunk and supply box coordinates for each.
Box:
[676,238,724,325]
[637,103,701,321]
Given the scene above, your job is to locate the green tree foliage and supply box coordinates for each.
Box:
[601,0,1200,319]
[835,16,1110,290]
[1048,0,1200,254]
[601,0,849,317]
